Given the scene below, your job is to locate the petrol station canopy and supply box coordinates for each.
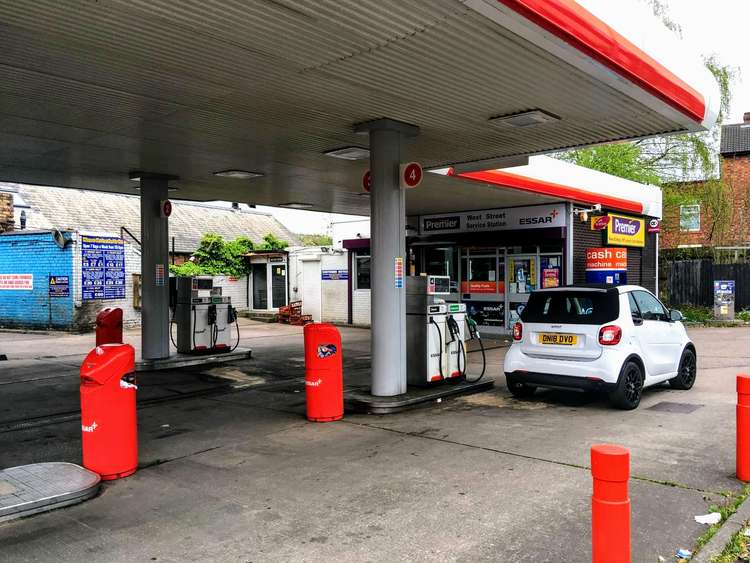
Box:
[0,0,719,213]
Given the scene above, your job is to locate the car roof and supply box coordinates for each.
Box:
[531,284,647,294]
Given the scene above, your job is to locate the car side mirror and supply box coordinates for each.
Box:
[669,309,684,322]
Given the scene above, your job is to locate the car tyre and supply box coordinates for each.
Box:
[505,373,537,398]
[609,360,644,410]
[669,348,697,390]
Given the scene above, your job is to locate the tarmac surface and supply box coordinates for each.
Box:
[0,321,748,562]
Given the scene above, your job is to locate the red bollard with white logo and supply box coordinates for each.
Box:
[80,343,138,480]
[95,307,123,346]
[303,323,344,422]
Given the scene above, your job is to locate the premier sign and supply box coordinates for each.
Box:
[420,204,566,235]
[605,213,645,247]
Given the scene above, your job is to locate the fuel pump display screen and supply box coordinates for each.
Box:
[427,275,451,295]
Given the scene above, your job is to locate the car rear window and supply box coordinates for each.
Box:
[520,290,619,325]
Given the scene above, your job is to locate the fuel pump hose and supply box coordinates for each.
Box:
[465,317,486,383]
[429,317,445,381]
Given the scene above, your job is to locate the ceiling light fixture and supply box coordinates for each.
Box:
[324,147,370,160]
[279,202,314,209]
[489,109,560,128]
[213,170,264,179]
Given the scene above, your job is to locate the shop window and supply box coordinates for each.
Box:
[679,204,700,232]
[540,255,562,288]
[354,253,370,290]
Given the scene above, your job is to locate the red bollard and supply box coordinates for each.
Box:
[737,375,750,481]
[303,323,344,422]
[591,444,630,563]
[95,307,123,346]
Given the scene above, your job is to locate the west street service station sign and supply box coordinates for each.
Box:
[420,204,566,235]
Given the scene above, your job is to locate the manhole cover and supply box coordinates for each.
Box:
[647,401,703,414]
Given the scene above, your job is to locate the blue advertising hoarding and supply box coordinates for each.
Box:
[81,235,125,300]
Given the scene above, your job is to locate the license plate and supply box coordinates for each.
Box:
[538,333,577,346]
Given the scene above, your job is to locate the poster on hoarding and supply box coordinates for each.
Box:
[81,235,125,300]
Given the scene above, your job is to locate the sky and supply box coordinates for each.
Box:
[258,0,750,236]
[666,0,749,123]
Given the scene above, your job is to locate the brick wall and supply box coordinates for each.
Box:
[0,231,74,329]
[661,155,750,249]
[722,156,750,245]
[0,193,13,233]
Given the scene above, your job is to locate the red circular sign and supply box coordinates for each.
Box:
[402,162,422,188]
[362,170,371,193]
[162,199,173,217]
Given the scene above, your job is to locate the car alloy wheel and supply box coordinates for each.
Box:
[679,352,696,387]
[623,364,642,404]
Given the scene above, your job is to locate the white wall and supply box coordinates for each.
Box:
[288,246,349,324]
[320,253,348,324]
[352,289,371,326]
[331,219,370,248]
[213,275,248,310]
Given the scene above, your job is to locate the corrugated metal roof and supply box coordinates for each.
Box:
[720,123,750,155]
[0,1,708,214]
[8,184,301,252]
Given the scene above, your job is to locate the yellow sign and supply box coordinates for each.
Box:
[606,213,645,248]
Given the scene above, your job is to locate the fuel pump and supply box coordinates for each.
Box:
[171,276,240,354]
[406,276,450,385]
[405,275,486,386]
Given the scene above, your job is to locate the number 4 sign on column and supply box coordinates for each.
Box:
[399,162,422,189]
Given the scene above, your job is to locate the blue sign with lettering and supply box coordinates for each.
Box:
[48,275,70,297]
[321,269,349,281]
[81,235,125,300]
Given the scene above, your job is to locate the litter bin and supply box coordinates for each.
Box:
[80,343,138,480]
[303,323,343,422]
[95,307,123,346]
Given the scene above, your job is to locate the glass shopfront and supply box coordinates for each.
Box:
[413,244,563,335]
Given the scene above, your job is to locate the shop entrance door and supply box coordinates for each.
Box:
[251,263,268,310]
[506,254,538,325]
[460,249,505,335]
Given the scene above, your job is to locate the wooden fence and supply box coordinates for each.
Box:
[662,259,750,309]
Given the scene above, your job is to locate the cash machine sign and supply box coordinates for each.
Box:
[538,333,577,346]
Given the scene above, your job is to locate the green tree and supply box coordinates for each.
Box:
[256,233,288,251]
[170,233,255,277]
[557,2,736,244]
[299,233,333,246]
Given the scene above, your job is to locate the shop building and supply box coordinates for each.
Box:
[336,156,662,335]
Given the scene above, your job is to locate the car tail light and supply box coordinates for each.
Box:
[598,325,622,346]
[513,322,523,341]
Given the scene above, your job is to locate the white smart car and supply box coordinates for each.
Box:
[503,285,696,409]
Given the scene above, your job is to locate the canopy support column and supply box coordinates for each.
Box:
[355,118,419,397]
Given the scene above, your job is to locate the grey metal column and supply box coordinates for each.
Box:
[139,175,170,360]
[355,119,419,397]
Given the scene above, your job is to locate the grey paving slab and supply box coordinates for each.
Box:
[0,462,100,523]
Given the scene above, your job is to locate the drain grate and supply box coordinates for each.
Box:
[647,401,703,414]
